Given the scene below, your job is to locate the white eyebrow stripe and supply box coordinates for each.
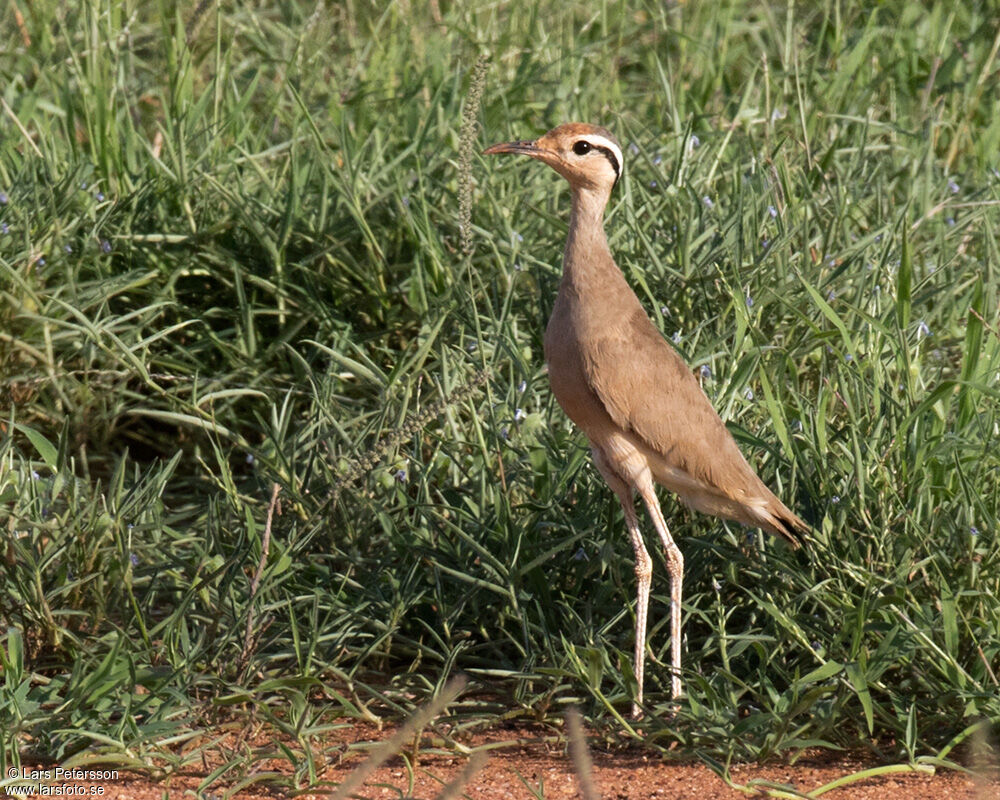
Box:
[582,135,623,177]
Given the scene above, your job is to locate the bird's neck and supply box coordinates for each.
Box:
[562,187,620,290]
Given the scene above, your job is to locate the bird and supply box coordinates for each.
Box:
[484,123,808,717]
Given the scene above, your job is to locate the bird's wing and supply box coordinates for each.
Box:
[579,305,768,501]
[576,304,807,544]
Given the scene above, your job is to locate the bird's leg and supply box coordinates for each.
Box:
[622,500,652,718]
[635,480,684,700]
[592,448,652,719]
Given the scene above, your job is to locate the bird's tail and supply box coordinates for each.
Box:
[758,500,809,549]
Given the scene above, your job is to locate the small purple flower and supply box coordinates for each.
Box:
[1,222,7,234]
[629,142,639,156]
[768,205,777,218]
[689,135,700,150]
[0,191,7,204]
[970,526,979,536]
[513,262,522,271]
[129,553,140,566]
[401,195,410,207]
[31,470,40,480]
[771,108,786,121]
[649,180,657,188]
[744,388,754,401]
[245,453,255,464]
[573,546,589,562]
[95,192,105,202]
[81,181,88,189]
[831,495,841,504]
[702,195,714,208]
[875,233,883,242]
[518,380,527,393]
[761,239,769,249]
[845,353,853,362]
[500,427,509,440]
[711,578,722,592]
[947,179,959,194]
[827,289,837,302]
[394,469,407,482]
[917,320,931,338]
[516,232,523,242]
[946,217,955,226]
[671,330,682,344]
[653,155,662,165]
[101,239,112,253]
[745,294,754,308]
[64,244,73,253]
[514,408,526,422]
[38,257,45,266]
[659,305,669,316]
[700,364,712,379]
[791,418,803,432]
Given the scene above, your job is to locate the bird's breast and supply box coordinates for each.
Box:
[543,294,617,437]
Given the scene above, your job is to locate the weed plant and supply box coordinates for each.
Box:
[1,0,999,791]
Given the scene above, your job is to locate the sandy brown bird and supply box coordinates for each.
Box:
[484,123,807,716]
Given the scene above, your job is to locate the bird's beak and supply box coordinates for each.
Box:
[483,139,544,157]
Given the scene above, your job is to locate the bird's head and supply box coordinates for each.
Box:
[484,123,622,194]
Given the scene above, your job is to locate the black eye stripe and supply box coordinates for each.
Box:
[571,139,622,186]
[592,145,621,183]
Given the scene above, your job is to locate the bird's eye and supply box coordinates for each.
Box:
[572,140,591,155]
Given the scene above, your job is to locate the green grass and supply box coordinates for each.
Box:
[2,0,999,792]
